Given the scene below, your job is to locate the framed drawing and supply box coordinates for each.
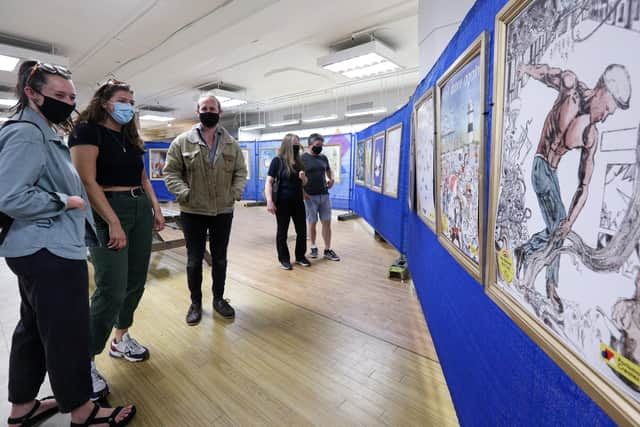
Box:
[383,124,403,198]
[372,132,385,193]
[486,0,640,424]
[149,148,168,181]
[355,139,366,186]
[364,138,373,189]
[241,148,251,180]
[259,147,277,180]
[414,89,437,231]
[436,31,487,282]
[408,119,416,210]
[323,144,342,184]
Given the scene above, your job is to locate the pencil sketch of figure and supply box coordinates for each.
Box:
[514,63,632,313]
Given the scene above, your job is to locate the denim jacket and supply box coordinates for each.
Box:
[0,107,98,260]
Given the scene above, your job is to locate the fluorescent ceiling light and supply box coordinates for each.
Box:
[140,114,175,122]
[0,117,8,122]
[269,119,300,127]
[344,107,388,118]
[0,43,69,68]
[239,123,266,131]
[318,40,402,79]
[212,95,247,108]
[0,54,19,72]
[0,98,17,107]
[302,114,339,123]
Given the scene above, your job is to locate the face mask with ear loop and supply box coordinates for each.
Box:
[34,91,76,124]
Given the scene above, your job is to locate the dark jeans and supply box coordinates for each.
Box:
[89,192,153,356]
[6,249,92,413]
[276,196,307,262]
[180,212,233,304]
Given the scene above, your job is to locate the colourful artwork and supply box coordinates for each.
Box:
[372,132,385,193]
[356,140,366,186]
[149,149,167,180]
[259,147,277,180]
[437,37,485,278]
[487,0,640,418]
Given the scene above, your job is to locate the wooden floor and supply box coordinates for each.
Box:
[0,204,458,426]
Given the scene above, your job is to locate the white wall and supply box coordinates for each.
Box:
[418,0,475,77]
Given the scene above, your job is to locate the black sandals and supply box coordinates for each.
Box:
[70,403,136,427]
[7,396,58,427]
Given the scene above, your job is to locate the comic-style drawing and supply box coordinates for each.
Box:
[439,55,482,264]
[149,149,167,180]
[416,93,436,228]
[492,0,640,401]
[365,138,373,188]
[384,125,402,198]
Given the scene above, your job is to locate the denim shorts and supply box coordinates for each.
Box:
[304,194,332,223]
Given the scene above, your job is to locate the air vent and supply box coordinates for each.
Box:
[347,101,373,111]
[195,80,243,93]
[138,104,175,113]
[283,113,301,121]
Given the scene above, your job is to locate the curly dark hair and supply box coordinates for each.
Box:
[74,79,144,151]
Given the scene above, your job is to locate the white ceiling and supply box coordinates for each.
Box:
[0,0,419,126]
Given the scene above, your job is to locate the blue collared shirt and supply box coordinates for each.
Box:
[0,107,98,260]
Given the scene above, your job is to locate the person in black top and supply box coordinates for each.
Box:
[68,79,164,401]
[265,134,311,270]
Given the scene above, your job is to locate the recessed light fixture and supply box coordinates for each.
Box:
[217,96,247,108]
[269,119,300,127]
[302,114,339,124]
[0,54,19,72]
[344,107,388,118]
[318,40,401,79]
[139,114,175,122]
[0,98,17,107]
[239,123,267,131]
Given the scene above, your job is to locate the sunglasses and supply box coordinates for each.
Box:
[26,62,72,86]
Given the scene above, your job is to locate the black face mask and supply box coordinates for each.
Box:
[199,112,219,128]
[293,145,300,155]
[312,145,322,155]
[36,93,75,125]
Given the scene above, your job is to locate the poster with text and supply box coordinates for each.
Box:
[437,36,485,280]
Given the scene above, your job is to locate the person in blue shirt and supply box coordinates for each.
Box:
[0,60,135,427]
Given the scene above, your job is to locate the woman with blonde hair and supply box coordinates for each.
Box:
[265,134,310,270]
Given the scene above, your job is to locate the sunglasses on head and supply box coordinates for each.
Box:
[26,62,72,86]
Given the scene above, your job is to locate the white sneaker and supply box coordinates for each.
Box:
[109,332,150,362]
[90,361,109,401]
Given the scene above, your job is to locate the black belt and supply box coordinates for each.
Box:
[104,187,145,199]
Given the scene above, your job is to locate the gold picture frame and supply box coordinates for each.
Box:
[371,131,386,193]
[413,88,437,232]
[383,123,403,199]
[435,31,487,283]
[486,1,640,424]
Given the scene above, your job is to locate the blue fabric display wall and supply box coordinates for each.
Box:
[352,0,616,425]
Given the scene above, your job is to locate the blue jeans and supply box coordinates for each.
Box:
[521,156,566,286]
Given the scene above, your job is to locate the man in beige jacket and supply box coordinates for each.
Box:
[164,95,247,325]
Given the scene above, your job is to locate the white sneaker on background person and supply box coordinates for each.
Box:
[90,361,109,401]
[109,332,150,362]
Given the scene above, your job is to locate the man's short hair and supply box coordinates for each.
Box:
[600,64,631,110]
[308,133,324,144]
[197,94,222,110]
